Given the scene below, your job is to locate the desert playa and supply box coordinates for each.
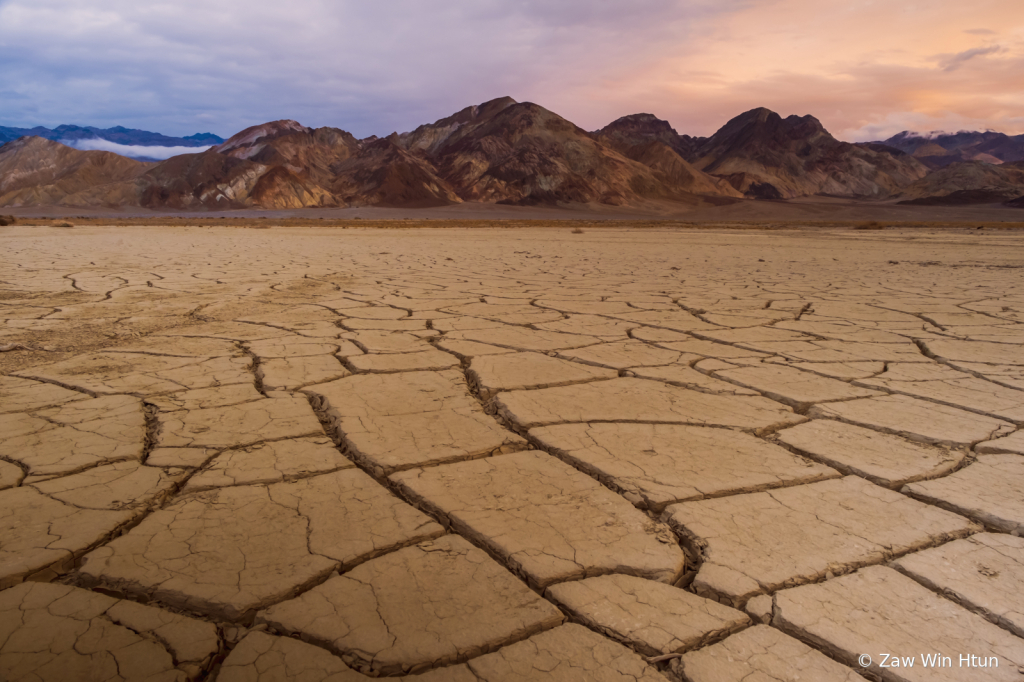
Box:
[1,221,1024,681]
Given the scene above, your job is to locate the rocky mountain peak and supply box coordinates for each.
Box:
[215,120,313,156]
[397,97,518,154]
[599,114,678,140]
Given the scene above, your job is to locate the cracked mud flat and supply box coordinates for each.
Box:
[1,223,1024,680]
[258,535,564,675]
[773,566,1024,681]
[677,624,865,681]
[391,450,686,588]
[664,476,979,605]
[891,533,1024,638]
[546,573,750,656]
[0,582,220,681]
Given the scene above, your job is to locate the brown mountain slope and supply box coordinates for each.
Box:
[692,108,929,199]
[398,97,518,156]
[907,140,1003,170]
[331,136,461,207]
[216,121,359,188]
[202,121,455,208]
[0,137,150,207]
[595,113,703,160]
[897,161,1024,204]
[57,138,338,211]
[595,115,740,198]
[0,127,344,210]
[139,123,367,210]
[0,122,458,209]
[402,99,720,206]
[134,150,273,210]
[248,166,338,209]
[215,120,313,157]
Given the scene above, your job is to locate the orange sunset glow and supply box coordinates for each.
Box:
[1,0,1021,141]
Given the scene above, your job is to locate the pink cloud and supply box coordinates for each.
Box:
[0,0,1021,143]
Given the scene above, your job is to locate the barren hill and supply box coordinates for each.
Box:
[136,150,283,210]
[880,131,1024,169]
[204,120,461,208]
[595,115,740,198]
[394,98,741,206]
[688,108,929,199]
[595,113,703,159]
[0,137,151,207]
[332,136,461,207]
[397,96,519,156]
[896,161,1024,205]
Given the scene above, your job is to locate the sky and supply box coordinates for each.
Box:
[1,0,1022,143]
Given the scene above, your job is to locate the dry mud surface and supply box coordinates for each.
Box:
[1,223,1023,681]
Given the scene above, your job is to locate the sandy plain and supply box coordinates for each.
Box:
[1,221,1023,681]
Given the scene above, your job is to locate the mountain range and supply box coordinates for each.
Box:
[876,131,1024,169]
[1,98,1021,210]
[0,125,223,148]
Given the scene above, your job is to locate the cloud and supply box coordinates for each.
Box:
[0,0,1021,143]
[0,0,737,137]
[573,0,1024,139]
[938,46,1004,71]
[63,138,211,159]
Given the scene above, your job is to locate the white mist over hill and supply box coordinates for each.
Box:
[63,138,212,160]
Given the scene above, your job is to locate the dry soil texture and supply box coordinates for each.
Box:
[1,223,1023,681]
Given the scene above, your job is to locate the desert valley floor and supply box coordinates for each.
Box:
[1,222,1023,681]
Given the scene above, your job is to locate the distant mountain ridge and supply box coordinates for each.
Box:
[896,160,1024,205]
[1,100,1021,210]
[0,124,224,147]
[874,130,1024,169]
